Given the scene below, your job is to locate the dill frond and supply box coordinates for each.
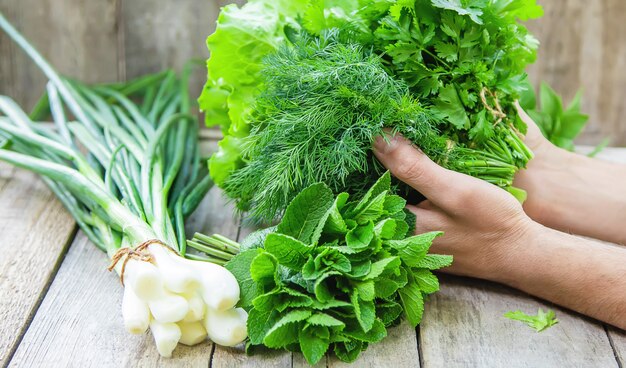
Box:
[224,36,444,221]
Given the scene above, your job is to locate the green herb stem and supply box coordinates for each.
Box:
[186,240,236,261]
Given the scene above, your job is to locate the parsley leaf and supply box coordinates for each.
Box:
[504,308,559,332]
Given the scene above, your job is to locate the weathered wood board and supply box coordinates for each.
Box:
[419,275,619,368]
[0,0,120,111]
[0,163,76,366]
[609,328,626,365]
[526,0,626,146]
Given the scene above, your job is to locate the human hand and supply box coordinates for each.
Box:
[373,132,538,281]
[513,103,626,244]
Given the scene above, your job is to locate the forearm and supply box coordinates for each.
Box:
[515,146,626,244]
[495,224,626,330]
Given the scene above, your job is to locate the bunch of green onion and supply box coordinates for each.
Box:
[0,14,247,357]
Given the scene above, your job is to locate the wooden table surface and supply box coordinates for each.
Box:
[1,138,625,368]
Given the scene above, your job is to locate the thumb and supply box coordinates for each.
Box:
[514,100,554,156]
[373,132,479,209]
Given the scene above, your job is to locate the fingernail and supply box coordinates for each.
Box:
[373,132,396,154]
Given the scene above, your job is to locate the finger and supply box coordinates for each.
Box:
[373,132,481,210]
[415,199,434,211]
[406,204,447,235]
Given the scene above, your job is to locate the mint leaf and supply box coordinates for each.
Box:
[504,308,559,332]
[247,307,280,345]
[250,252,278,286]
[412,254,453,270]
[308,313,345,328]
[346,221,375,250]
[277,182,335,244]
[383,194,406,214]
[374,278,402,299]
[355,171,391,206]
[386,231,443,266]
[303,247,351,280]
[225,249,262,308]
[342,319,387,342]
[253,287,313,312]
[374,218,397,239]
[350,191,388,224]
[310,299,352,310]
[355,281,376,301]
[313,271,339,302]
[399,274,425,327]
[240,226,276,251]
[334,341,363,363]
[264,233,313,269]
[264,309,312,348]
[324,192,350,234]
[413,268,440,293]
[299,326,330,365]
[377,300,404,326]
[351,290,376,332]
[364,256,401,280]
[348,260,372,278]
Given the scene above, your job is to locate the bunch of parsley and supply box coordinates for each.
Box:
[221,172,451,364]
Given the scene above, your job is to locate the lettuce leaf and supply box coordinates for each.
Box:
[199,0,306,186]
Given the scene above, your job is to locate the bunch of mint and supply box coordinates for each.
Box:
[226,172,452,364]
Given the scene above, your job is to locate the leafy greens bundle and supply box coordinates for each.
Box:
[193,172,452,364]
[0,15,249,357]
[200,0,543,220]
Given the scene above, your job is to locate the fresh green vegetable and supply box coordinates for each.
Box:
[200,0,543,220]
[520,81,590,151]
[224,35,533,219]
[504,308,559,332]
[191,172,452,364]
[0,13,247,357]
[199,0,307,186]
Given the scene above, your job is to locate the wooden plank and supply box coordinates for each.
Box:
[576,146,626,164]
[0,0,120,110]
[120,0,229,109]
[0,163,76,366]
[419,275,617,368]
[293,354,327,368]
[526,0,626,146]
[212,346,292,368]
[608,327,625,365]
[8,185,239,367]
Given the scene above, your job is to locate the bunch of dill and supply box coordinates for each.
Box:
[224,37,450,220]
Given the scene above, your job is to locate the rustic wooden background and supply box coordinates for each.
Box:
[1,0,624,145]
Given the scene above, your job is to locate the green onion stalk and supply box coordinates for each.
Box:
[0,13,248,357]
